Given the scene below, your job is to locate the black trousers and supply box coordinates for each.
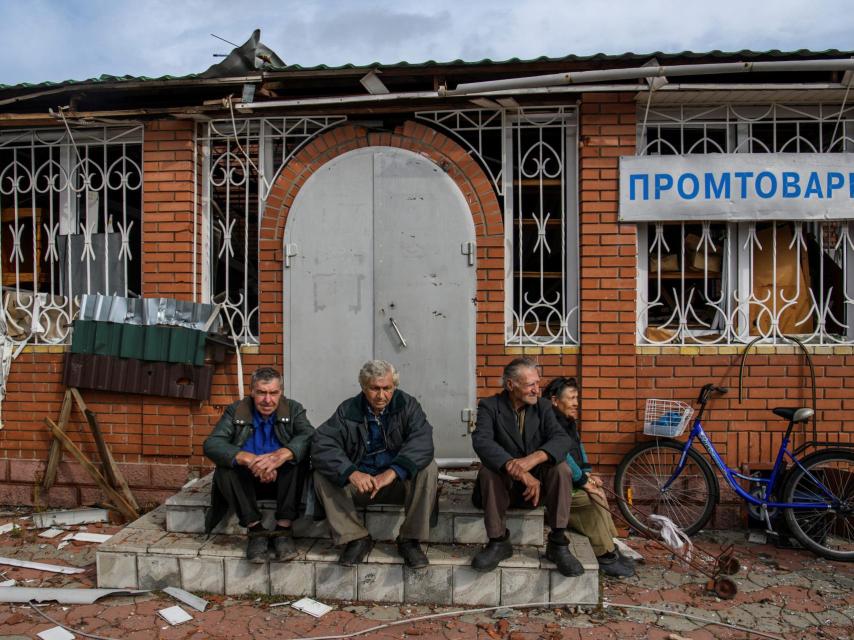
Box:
[211,459,307,528]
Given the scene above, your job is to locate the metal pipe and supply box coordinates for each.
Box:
[446,58,854,95]
[235,80,850,112]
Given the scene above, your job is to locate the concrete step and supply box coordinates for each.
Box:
[97,505,598,606]
[166,473,546,546]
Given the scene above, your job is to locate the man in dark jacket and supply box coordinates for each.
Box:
[203,367,314,563]
[470,357,582,577]
[311,360,438,568]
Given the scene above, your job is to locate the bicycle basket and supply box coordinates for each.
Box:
[643,399,694,437]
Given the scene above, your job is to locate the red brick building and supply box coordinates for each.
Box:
[1,38,853,526]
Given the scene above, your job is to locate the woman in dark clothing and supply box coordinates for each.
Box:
[544,377,635,578]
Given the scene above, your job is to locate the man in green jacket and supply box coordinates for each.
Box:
[203,367,315,563]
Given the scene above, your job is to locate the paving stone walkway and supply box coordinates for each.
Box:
[1,508,852,639]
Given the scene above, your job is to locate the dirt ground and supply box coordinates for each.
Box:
[1,506,852,640]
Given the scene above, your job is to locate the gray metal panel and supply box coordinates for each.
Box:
[284,150,375,427]
[372,149,477,459]
[77,295,222,331]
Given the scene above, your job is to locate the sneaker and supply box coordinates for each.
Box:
[397,538,429,568]
[246,531,269,564]
[338,535,372,566]
[271,529,298,562]
[545,541,584,577]
[597,550,635,578]
[471,531,513,572]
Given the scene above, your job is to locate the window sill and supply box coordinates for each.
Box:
[636,344,854,355]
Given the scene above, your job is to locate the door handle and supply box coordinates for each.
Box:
[389,317,407,348]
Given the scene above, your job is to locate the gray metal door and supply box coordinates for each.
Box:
[284,147,476,458]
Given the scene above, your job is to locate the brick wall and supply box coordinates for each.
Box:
[1,111,852,529]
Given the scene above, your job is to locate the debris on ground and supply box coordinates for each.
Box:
[158,604,193,625]
[32,508,109,528]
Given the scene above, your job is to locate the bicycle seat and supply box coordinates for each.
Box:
[772,407,814,423]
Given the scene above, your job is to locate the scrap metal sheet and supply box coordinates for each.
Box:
[78,295,222,332]
[63,353,213,400]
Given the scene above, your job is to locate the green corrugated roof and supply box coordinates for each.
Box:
[3,48,853,92]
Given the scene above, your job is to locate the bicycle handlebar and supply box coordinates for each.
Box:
[697,383,728,405]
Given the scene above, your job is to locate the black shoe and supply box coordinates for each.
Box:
[597,550,635,578]
[271,530,298,562]
[339,536,372,566]
[545,541,584,577]
[246,530,269,564]
[471,532,513,572]
[397,538,428,569]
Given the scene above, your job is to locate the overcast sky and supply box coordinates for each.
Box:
[1,0,852,86]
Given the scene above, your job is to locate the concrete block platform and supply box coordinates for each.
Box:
[166,473,547,546]
[98,503,599,606]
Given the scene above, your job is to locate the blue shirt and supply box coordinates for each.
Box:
[358,400,407,480]
[240,410,283,457]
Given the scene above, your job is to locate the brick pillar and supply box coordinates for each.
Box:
[578,93,639,468]
[142,120,195,298]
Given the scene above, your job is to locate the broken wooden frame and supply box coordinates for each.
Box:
[36,387,140,521]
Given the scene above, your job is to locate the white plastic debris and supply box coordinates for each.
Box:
[69,532,112,544]
[163,586,208,612]
[0,587,146,604]
[291,597,332,618]
[39,528,65,539]
[36,627,75,640]
[33,508,108,528]
[158,605,193,625]
[0,523,20,535]
[0,557,84,574]
[613,538,644,562]
[438,473,461,482]
[648,514,694,560]
[0,579,15,587]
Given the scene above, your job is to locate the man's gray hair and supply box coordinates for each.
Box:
[251,367,282,389]
[358,360,400,389]
[502,357,539,388]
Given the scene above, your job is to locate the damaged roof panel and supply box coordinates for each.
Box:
[77,295,221,332]
[70,321,207,366]
[3,48,854,91]
[63,353,213,401]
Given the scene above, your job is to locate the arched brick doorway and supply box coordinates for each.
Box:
[258,122,503,460]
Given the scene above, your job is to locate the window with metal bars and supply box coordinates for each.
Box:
[0,126,143,344]
[637,104,854,345]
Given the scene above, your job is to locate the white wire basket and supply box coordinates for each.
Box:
[643,399,695,437]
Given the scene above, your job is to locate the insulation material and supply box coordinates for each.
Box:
[750,224,814,336]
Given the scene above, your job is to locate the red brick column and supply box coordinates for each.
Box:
[142,120,195,298]
[578,93,639,468]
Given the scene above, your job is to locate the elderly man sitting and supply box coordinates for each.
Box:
[203,367,315,563]
[470,357,582,577]
[311,360,438,568]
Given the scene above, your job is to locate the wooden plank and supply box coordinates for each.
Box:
[41,390,73,491]
[69,388,140,512]
[43,417,138,522]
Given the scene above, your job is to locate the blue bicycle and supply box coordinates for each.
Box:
[614,383,854,561]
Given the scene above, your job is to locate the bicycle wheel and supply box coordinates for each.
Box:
[782,449,854,562]
[614,440,718,537]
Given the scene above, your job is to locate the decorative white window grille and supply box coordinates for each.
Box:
[0,126,143,344]
[637,103,854,345]
[416,107,579,345]
[201,116,346,344]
